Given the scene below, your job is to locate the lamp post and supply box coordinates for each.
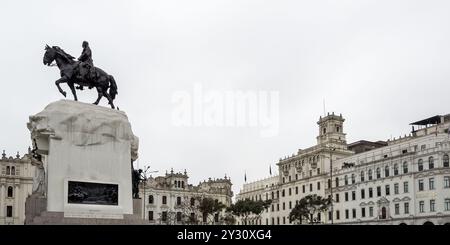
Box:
[141,165,158,220]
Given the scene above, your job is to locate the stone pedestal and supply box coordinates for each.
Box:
[25,100,146,224]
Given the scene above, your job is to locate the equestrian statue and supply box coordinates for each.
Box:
[43,41,118,109]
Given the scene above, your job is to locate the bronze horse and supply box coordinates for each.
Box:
[43,45,118,109]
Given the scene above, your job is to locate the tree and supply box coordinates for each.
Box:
[228,199,272,225]
[198,197,226,224]
[289,194,331,225]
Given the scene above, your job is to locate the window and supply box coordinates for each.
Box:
[404,182,409,193]
[162,211,168,222]
[11,166,15,175]
[176,196,182,206]
[445,176,450,188]
[177,212,182,222]
[344,175,348,185]
[361,189,365,199]
[277,191,279,198]
[361,207,366,217]
[394,164,399,176]
[283,217,286,224]
[317,182,320,190]
[271,205,274,212]
[418,159,423,171]
[271,218,274,225]
[148,211,154,221]
[345,192,349,202]
[430,200,435,212]
[418,179,424,191]
[328,211,332,221]
[421,144,426,150]
[444,154,449,168]
[394,183,399,195]
[149,195,154,204]
[335,177,339,187]
[335,193,340,203]
[288,176,291,182]
[369,207,374,217]
[351,174,355,184]
[445,199,450,211]
[328,179,331,189]
[385,166,389,177]
[317,168,320,174]
[282,202,285,210]
[376,168,381,179]
[419,201,425,213]
[336,210,340,220]
[289,201,292,209]
[404,202,409,214]
[352,209,356,219]
[277,217,280,225]
[309,183,313,192]
[395,204,400,215]
[385,185,390,196]
[295,186,298,195]
[368,169,373,180]
[289,188,292,196]
[380,207,387,219]
[282,189,285,197]
[352,191,356,201]
[403,162,408,174]
[429,156,434,169]
[377,186,381,197]
[190,197,195,206]
[6,206,12,217]
[7,186,13,198]
[345,209,349,219]
[277,204,279,211]
[162,196,167,205]
[429,178,435,190]
[360,171,365,182]
[369,188,373,198]
[302,185,305,193]
[6,166,10,175]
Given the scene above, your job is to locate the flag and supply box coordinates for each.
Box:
[244,172,247,182]
[269,165,272,176]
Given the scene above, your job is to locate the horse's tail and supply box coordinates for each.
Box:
[108,75,118,100]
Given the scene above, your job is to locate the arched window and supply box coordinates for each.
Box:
[394,164,399,176]
[385,166,389,177]
[148,195,154,204]
[444,154,449,168]
[360,171,365,182]
[403,162,408,174]
[428,156,434,169]
[7,186,13,198]
[11,166,15,175]
[190,197,195,206]
[344,175,348,185]
[351,174,355,184]
[174,180,178,187]
[176,196,182,206]
[418,159,424,171]
[6,166,10,175]
[335,177,339,187]
[182,181,185,189]
[368,169,373,180]
[376,168,381,179]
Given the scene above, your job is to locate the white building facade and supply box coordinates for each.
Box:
[236,113,450,225]
[139,169,233,225]
[0,150,34,225]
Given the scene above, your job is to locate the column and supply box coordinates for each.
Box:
[0,184,5,217]
[14,185,20,220]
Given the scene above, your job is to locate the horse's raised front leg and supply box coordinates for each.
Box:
[68,82,78,101]
[93,87,102,105]
[55,77,68,97]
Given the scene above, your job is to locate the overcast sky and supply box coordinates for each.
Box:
[1,0,450,195]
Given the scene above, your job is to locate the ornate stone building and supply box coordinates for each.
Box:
[0,149,34,225]
[138,169,233,224]
[237,113,450,225]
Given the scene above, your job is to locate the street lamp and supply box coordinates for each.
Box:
[141,165,158,221]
